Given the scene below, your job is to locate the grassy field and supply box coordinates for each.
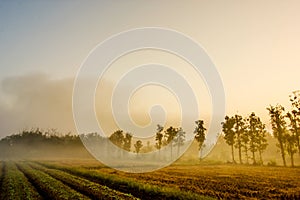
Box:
[0,159,299,199]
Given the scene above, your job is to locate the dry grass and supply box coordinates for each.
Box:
[44,159,300,199]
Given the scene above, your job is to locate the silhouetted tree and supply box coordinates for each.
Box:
[241,128,250,164]
[194,120,206,159]
[257,128,268,165]
[285,133,297,167]
[247,112,268,165]
[134,140,143,154]
[287,91,300,155]
[234,114,245,164]
[289,91,300,155]
[174,127,185,156]
[222,116,236,163]
[164,126,178,160]
[109,130,124,149]
[155,124,164,152]
[267,105,287,167]
[123,133,132,152]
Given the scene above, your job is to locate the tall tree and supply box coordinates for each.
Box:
[164,126,178,160]
[194,120,206,159]
[287,111,299,154]
[109,130,124,149]
[247,113,268,165]
[267,105,287,167]
[134,140,143,154]
[174,127,185,156]
[256,127,268,165]
[123,133,132,152]
[241,127,250,164]
[247,113,259,164]
[234,114,245,164]
[155,124,164,152]
[222,116,236,163]
[285,133,297,167]
[289,91,300,155]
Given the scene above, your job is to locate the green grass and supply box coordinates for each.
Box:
[0,161,42,200]
[17,163,90,200]
[37,161,214,200]
[29,162,138,200]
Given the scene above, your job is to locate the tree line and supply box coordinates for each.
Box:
[266,91,300,167]
[221,113,268,165]
[1,92,299,166]
[222,91,300,167]
[108,120,207,159]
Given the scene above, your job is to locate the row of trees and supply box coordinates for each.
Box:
[109,120,207,158]
[221,92,300,167]
[108,130,144,154]
[266,92,300,167]
[221,113,268,165]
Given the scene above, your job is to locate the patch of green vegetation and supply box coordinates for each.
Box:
[17,162,89,200]
[0,161,42,200]
[38,162,214,200]
[29,162,138,200]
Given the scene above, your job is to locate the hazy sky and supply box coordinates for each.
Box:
[0,0,300,138]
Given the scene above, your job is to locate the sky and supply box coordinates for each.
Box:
[0,0,300,139]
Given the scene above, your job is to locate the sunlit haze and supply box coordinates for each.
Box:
[0,0,300,138]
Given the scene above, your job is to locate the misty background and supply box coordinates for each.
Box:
[0,1,300,140]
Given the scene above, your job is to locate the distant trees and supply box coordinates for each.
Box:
[288,91,300,155]
[164,126,178,159]
[154,125,187,159]
[134,140,143,154]
[222,113,268,165]
[286,109,298,166]
[123,133,132,152]
[266,92,300,167]
[241,127,250,164]
[247,113,268,165]
[155,124,164,152]
[267,105,287,166]
[234,115,244,164]
[194,120,206,159]
[109,130,125,149]
[256,127,268,165]
[174,128,185,156]
[285,133,297,167]
[222,116,236,163]
[109,130,132,152]
[3,91,300,167]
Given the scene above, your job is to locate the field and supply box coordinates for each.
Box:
[0,160,299,200]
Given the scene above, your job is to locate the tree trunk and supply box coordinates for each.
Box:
[231,145,235,163]
[252,150,256,165]
[279,141,287,167]
[291,152,294,167]
[238,145,242,164]
[259,149,263,165]
[245,147,249,164]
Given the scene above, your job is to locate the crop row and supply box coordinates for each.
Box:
[0,161,42,200]
[37,162,213,200]
[17,163,90,200]
[29,162,138,200]
[105,166,300,199]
